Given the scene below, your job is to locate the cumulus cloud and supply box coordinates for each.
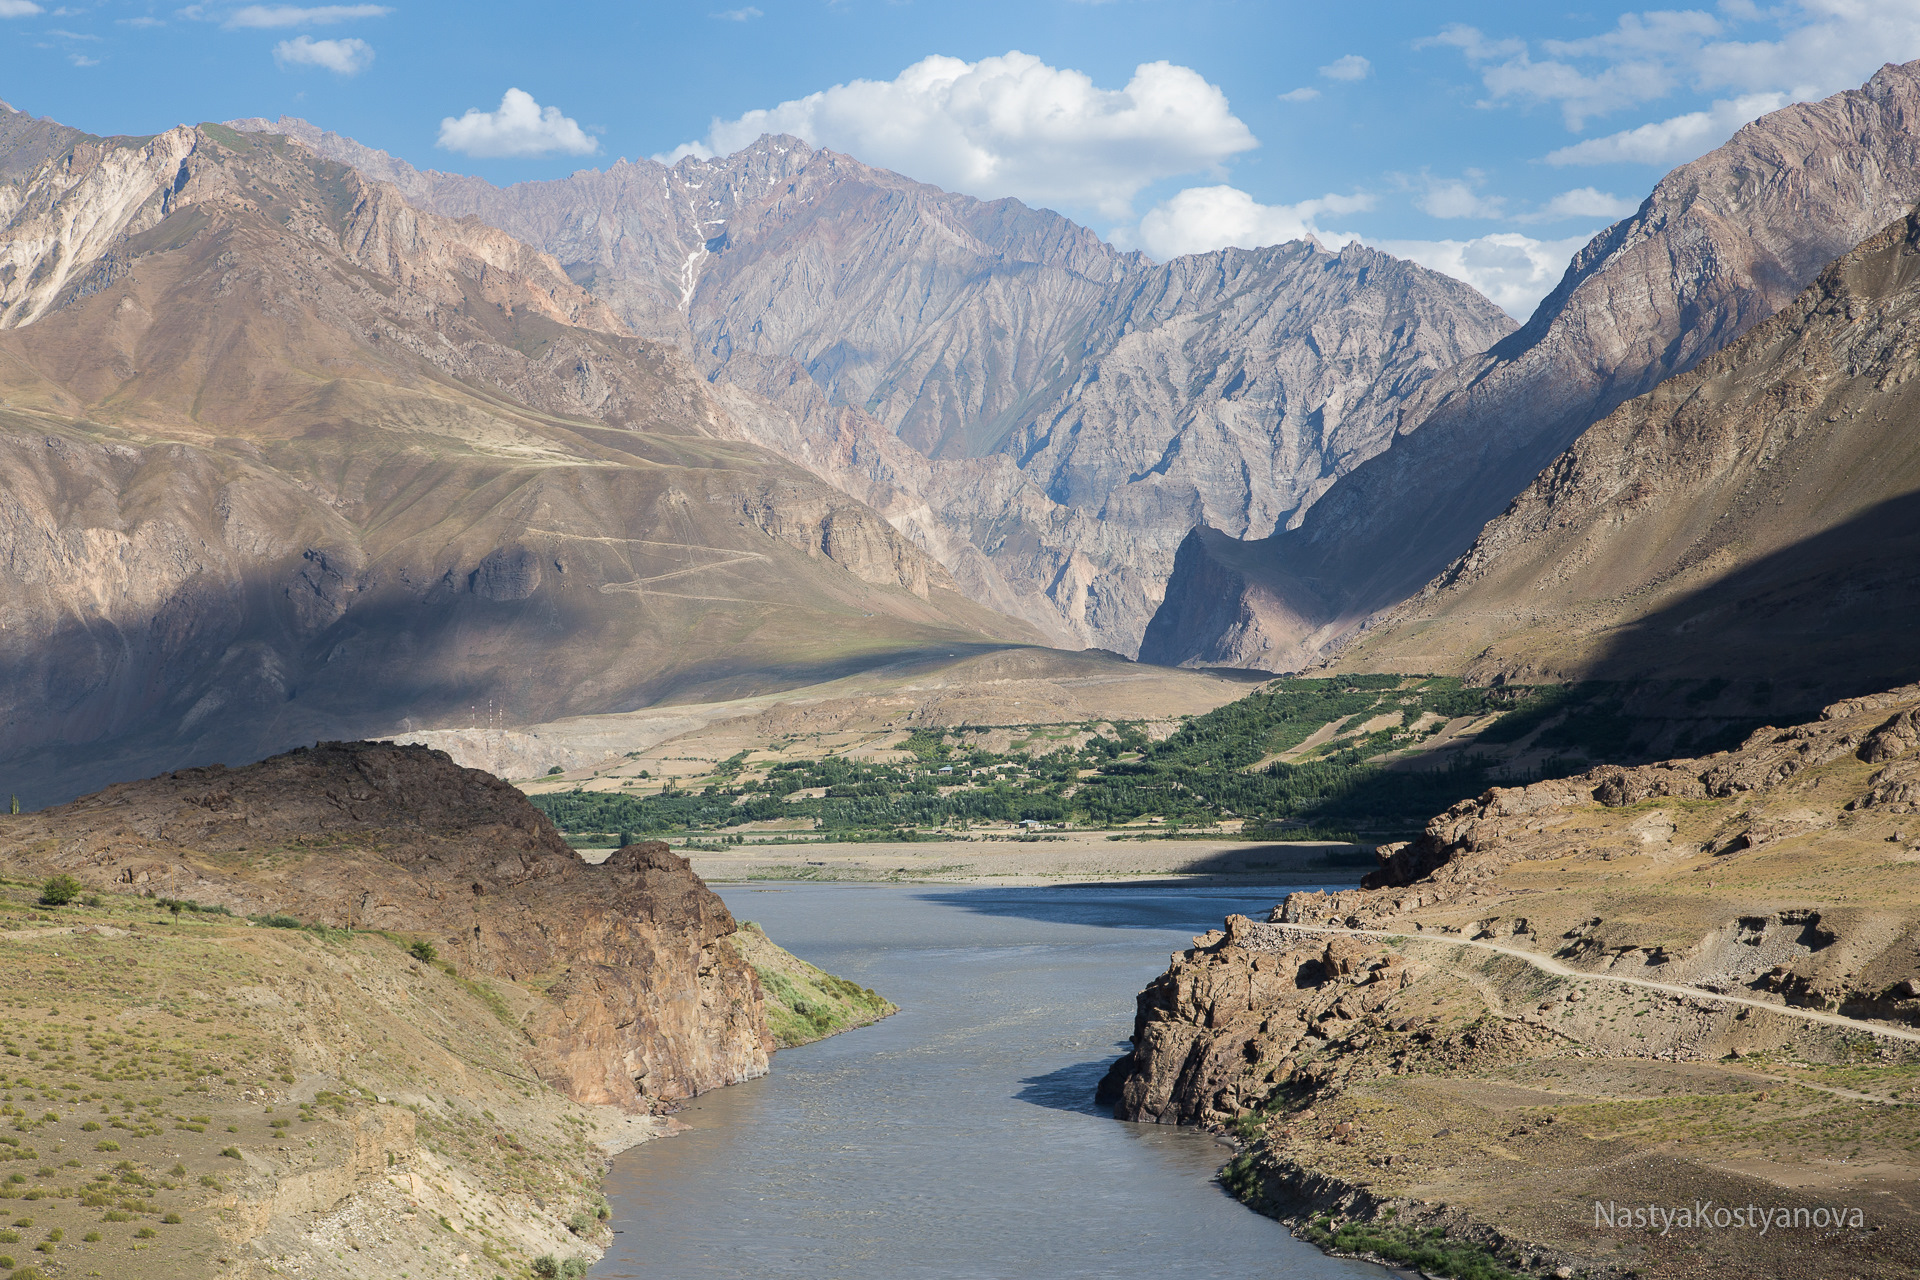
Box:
[1319,54,1371,81]
[0,0,44,15]
[1515,186,1640,222]
[225,3,390,27]
[1374,232,1591,318]
[1545,91,1789,166]
[273,34,372,74]
[658,50,1257,218]
[1121,185,1372,260]
[1427,2,1920,134]
[1278,86,1320,102]
[437,88,599,159]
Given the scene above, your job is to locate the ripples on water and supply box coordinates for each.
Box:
[589,882,1387,1280]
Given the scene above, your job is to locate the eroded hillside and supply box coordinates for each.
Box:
[1145,58,1920,673]
[1101,684,1920,1278]
[233,116,1515,651]
[0,119,1036,807]
[1335,201,1920,707]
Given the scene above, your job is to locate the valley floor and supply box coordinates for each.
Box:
[677,836,1370,885]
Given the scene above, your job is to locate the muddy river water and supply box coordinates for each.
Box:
[589,881,1387,1279]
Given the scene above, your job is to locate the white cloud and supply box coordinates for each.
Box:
[1426,3,1920,133]
[659,50,1257,218]
[0,0,44,14]
[710,5,760,17]
[119,15,165,25]
[1515,186,1640,222]
[1544,91,1789,165]
[68,52,98,65]
[1375,232,1591,318]
[1319,54,1371,81]
[224,3,390,27]
[1278,86,1320,102]
[273,35,371,74]
[1121,185,1372,260]
[1414,171,1504,219]
[437,88,599,159]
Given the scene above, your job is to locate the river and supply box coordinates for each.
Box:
[589,881,1387,1279]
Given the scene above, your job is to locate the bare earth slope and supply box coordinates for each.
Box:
[1101,684,1920,1279]
[232,117,1514,651]
[1337,202,1920,706]
[0,120,1035,806]
[1144,59,1920,672]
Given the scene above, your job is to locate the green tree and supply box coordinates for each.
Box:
[38,875,82,907]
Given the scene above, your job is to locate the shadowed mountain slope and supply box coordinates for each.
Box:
[1143,59,1920,671]
[1333,204,1920,714]
[0,119,1036,807]
[232,117,1514,651]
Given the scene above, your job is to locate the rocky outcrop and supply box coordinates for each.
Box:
[0,740,770,1110]
[235,118,1514,652]
[1333,201,1920,699]
[1098,915,1423,1127]
[1147,59,1920,671]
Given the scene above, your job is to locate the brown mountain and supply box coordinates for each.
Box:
[0,117,1033,806]
[1332,202,1920,709]
[232,118,1515,651]
[1143,59,1920,671]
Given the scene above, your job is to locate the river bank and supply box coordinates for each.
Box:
[681,836,1372,885]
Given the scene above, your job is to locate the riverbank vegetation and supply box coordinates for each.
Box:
[529,677,1765,845]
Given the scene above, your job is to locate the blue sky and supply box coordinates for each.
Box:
[5,0,1918,316]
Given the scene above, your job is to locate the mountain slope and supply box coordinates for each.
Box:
[0,118,1035,806]
[1333,202,1920,708]
[233,117,1514,650]
[1144,59,1920,671]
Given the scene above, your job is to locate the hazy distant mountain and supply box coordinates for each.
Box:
[1332,201,1920,709]
[231,118,1515,651]
[1141,60,1920,671]
[0,112,1030,805]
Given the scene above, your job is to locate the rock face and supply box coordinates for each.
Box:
[1145,59,1920,671]
[0,740,770,1110]
[1098,914,1421,1126]
[0,117,1032,806]
[233,116,1514,651]
[1335,201,1920,702]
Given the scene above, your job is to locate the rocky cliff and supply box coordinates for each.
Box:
[1334,200,1920,706]
[233,117,1514,651]
[0,114,1033,806]
[1145,59,1920,672]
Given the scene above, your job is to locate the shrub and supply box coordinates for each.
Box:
[161,1213,180,1224]
[408,940,436,964]
[546,765,564,775]
[134,1226,156,1238]
[92,1141,118,1153]
[81,1231,99,1242]
[219,1147,241,1159]
[532,1257,559,1279]
[38,876,82,907]
[560,1259,589,1279]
